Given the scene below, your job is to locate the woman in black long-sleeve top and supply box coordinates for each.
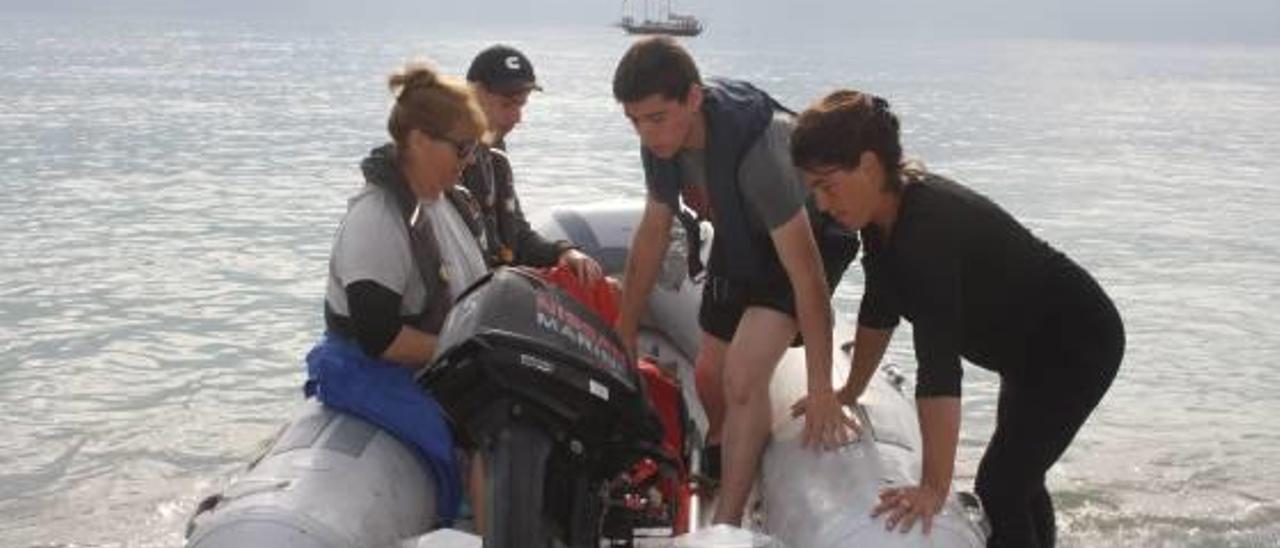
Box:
[788,90,1125,548]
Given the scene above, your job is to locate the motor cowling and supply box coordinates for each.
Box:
[420,267,663,479]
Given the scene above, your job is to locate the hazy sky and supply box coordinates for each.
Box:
[3,0,1278,42]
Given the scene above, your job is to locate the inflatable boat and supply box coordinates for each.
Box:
[184,203,989,548]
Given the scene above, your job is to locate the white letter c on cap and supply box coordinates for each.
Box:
[505,56,521,70]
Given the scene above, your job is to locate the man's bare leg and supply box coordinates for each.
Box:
[712,307,797,525]
[694,332,729,445]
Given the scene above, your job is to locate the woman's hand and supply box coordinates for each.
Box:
[871,484,948,535]
[558,248,603,284]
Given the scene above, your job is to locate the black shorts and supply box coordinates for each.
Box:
[698,209,859,346]
[698,275,799,344]
[698,260,853,347]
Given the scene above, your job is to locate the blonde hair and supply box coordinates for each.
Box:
[386,61,487,148]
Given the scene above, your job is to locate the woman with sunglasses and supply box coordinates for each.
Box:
[788,90,1125,548]
[303,61,489,526]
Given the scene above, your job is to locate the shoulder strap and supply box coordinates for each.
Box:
[405,202,452,335]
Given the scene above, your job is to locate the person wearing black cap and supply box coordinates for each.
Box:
[462,44,603,282]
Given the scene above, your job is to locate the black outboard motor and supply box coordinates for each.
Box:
[419,268,664,548]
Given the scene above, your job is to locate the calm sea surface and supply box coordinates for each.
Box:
[2,14,1278,547]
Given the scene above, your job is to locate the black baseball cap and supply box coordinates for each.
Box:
[466,45,543,96]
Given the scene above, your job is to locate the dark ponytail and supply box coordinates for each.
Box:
[791,90,905,191]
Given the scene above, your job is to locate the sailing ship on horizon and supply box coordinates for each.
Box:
[617,0,703,37]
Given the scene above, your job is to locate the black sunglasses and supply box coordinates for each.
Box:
[438,135,479,162]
